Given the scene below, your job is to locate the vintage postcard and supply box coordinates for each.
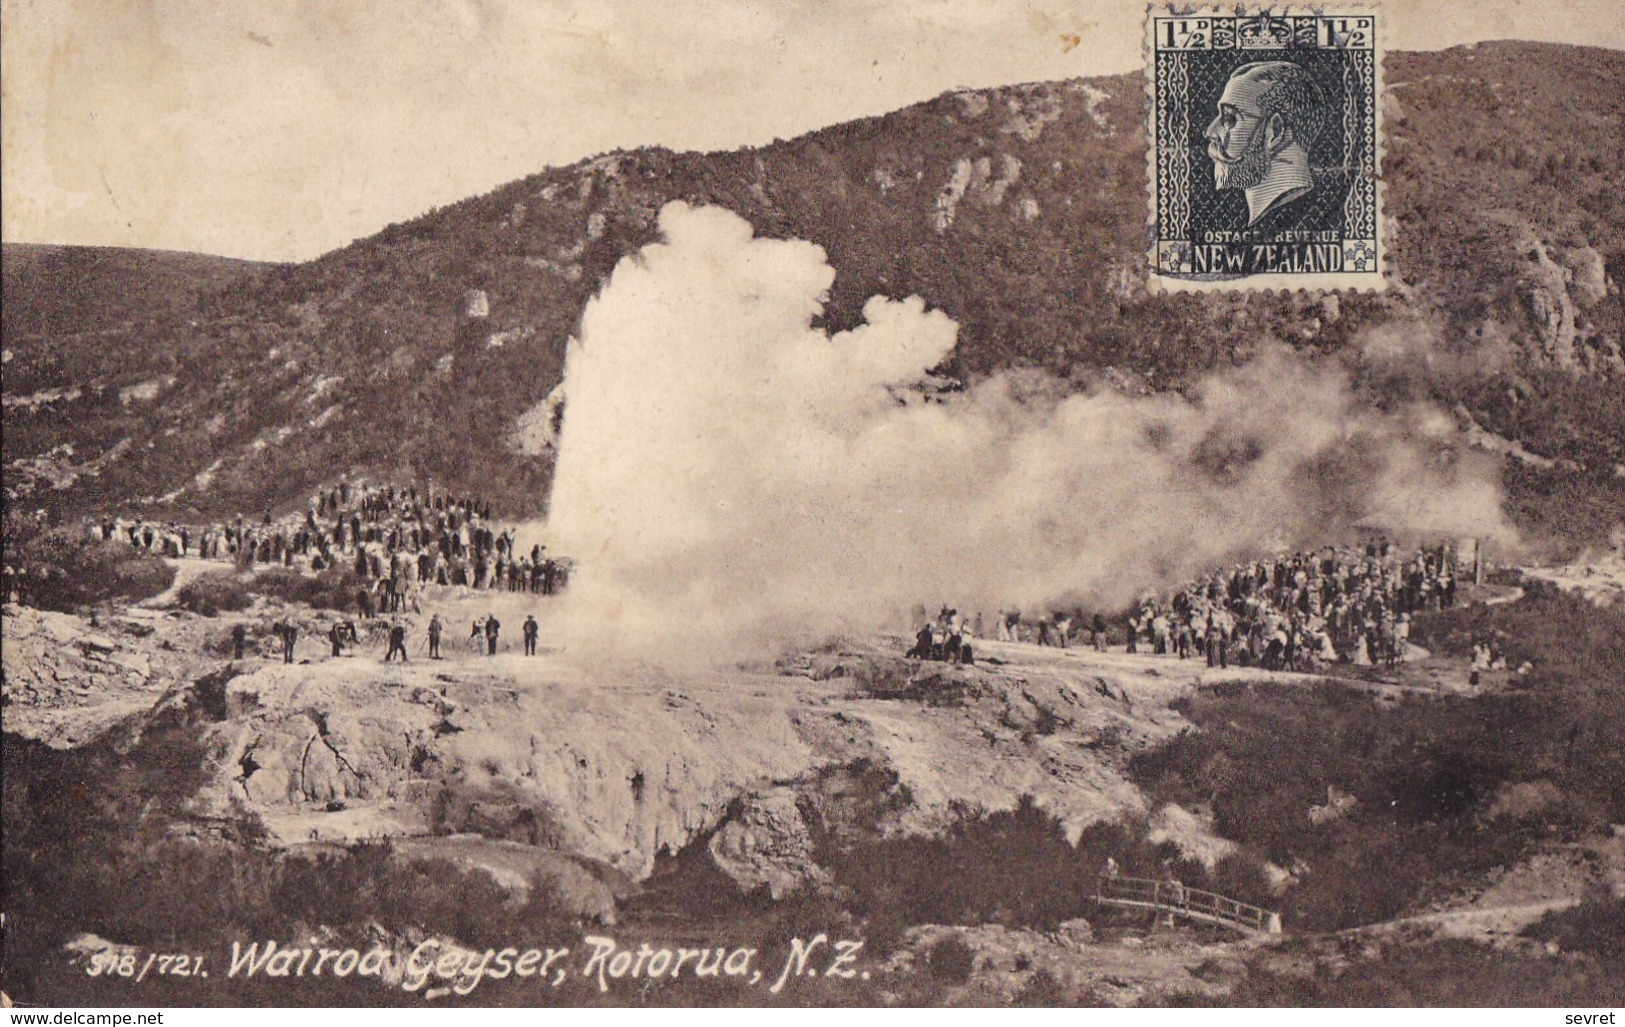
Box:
[2,0,1623,1017]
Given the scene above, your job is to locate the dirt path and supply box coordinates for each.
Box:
[1340,898,1578,942]
[136,555,235,609]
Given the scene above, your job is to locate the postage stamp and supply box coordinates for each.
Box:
[1145,6,1385,292]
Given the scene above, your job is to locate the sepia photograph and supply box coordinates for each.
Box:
[2,0,1623,1013]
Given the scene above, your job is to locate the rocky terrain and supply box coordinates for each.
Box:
[5,553,1624,1006]
[4,567,1200,898]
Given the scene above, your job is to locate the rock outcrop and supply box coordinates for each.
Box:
[0,603,198,747]
[138,636,1209,901]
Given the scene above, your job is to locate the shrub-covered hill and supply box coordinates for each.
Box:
[1,243,275,342]
[2,42,1621,541]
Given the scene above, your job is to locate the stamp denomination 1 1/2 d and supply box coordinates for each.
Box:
[1146,6,1385,292]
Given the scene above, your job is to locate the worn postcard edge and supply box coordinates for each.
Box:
[1142,2,1389,294]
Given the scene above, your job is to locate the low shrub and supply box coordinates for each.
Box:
[249,567,362,611]
[923,935,976,983]
[173,571,253,616]
[0,725,581,1007]
[1521,891,1625,962]
[5,528,175,611]
[1012,968,1070,1006]
[1128,586,1625,933]
[827,797,1204,933]
[1214,937,1621,1006]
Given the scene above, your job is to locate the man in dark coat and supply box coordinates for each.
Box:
[427,614,443,659]
[278,621,297,664]
[385,621,408,662]
[484,614,500,656]
[522,614,539,656]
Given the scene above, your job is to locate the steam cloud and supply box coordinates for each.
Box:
[535,201,1513,663]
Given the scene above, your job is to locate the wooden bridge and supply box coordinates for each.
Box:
[1093,875,1282,936]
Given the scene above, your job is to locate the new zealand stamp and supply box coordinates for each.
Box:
[1146,6,1384,292]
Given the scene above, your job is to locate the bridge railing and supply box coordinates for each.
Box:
[1094,875,1282,935]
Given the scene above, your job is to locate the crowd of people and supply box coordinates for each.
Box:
[1122,539,1462,672]
[91,481,572,616]
[906,606,977,664]
[907,538,1470,674]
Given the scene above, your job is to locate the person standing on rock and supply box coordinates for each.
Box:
[329,621,347,658]
[484,613,501,655]
[385,621,408,662]
[427,614,443,659]
[278,621,297,664]
[232,622,248,660]
[522,614,539,656]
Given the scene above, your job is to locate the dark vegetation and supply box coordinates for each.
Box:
[0,698,578,1007]
[3,45,1621,556]
[1521,892,1625,963]
[826,798,1209,944]
[248,566,364,611]
[922,935,978,983]
[1,244,272,339]
[173,571,254,616]
[168,566,365,616]
[1185,937,1624,1007]
[1,521,175,612]
[1131,584,1625,932]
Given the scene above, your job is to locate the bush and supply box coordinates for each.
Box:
[826,797,1195,933]
[5,528,175,611]
[924,935,977,983]
[1127,598,1625,933]
[250,567,362,611]
[1013,968,1070,1006]
[0,723,582,1007]
[173,571,253,616]
[1216,937,1622,1006]
[1522,892,1625,962]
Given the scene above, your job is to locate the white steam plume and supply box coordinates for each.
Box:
[534,201,1513,663]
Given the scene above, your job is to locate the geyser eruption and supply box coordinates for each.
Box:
[539,201,1512,663]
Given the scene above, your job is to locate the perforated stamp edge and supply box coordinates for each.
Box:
[1142,3,1389,294]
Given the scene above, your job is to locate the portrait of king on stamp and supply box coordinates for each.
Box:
[1147,9,1385,292]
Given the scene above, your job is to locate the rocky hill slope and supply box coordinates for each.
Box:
[3,43,1621,546]
[146,628,1190,899]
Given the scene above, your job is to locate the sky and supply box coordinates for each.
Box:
[4,0,1621,262]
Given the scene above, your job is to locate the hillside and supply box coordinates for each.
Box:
[2,42,1621,548]
[1,242,274,343]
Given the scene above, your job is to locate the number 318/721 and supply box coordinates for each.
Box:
[86,950,207,978]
